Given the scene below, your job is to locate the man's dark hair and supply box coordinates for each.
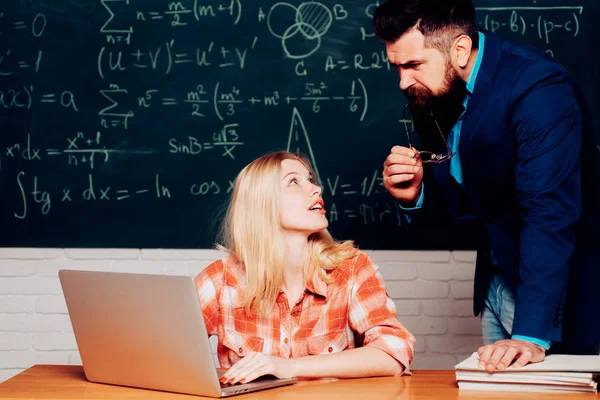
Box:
[373,0,479,52]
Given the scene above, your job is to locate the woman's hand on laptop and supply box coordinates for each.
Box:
[220,352,295,385]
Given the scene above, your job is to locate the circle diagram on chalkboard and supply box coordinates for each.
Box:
[267,2,333,59]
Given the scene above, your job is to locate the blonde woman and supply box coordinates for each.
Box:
[194,151,415,385]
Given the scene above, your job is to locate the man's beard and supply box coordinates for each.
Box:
[404,63,467,153]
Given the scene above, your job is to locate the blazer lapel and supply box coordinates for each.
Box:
[459,30,503,154]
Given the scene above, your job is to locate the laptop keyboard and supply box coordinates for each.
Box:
[218,371,244,388]
[219,373,279,389]
[220,381,242,388]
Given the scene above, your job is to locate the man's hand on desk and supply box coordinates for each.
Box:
[477,339,546,373]
[220,352,295,385]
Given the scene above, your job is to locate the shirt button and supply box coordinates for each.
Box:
[284,337,289,344]
[328,347,333,353]
[238,347,243,354]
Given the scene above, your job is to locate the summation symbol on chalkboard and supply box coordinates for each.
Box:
[99,84,134,129]
[101,0,133,45]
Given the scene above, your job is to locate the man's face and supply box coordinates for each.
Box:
[385,28,463,107]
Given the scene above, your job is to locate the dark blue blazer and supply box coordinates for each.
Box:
[428,31,599,351]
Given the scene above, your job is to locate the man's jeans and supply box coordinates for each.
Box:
[481,275,514,344]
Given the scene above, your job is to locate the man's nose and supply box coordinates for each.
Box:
[399,70,415,91]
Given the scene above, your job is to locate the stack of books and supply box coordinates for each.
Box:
[455,352,600,393]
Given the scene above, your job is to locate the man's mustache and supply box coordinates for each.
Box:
[404,87,429,98]
[403,87,434,105]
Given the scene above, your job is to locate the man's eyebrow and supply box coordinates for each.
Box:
[389,59,423,67]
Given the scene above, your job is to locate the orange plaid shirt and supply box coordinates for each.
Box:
[194,251,415,373]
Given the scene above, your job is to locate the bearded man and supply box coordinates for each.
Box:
[375,0,600,371]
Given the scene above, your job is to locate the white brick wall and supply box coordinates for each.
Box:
[0,248,481,383]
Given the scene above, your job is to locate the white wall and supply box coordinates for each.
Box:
[0,248,482,383]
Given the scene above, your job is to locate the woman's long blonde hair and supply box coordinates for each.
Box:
[217,151,358,316]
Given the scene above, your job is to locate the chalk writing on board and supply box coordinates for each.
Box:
[0,1,595,248]
[267,2,333,59]
[477,7,582,44]
[91,79,368,128]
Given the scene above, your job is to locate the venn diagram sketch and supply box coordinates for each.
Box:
[267,2,334,59]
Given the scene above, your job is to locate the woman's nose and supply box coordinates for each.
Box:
[312,184,322,196]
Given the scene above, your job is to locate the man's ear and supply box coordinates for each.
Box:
[452,35,473,69]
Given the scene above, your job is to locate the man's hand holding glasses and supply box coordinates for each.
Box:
[383,145,424,205]
[382,103,455,205]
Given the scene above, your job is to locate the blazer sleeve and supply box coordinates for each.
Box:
[397,166,456,225]
[509,59,582,342]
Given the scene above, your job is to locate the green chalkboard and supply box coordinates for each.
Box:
[1,0,598,249]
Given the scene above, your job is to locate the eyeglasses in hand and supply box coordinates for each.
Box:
[403,103,455,164]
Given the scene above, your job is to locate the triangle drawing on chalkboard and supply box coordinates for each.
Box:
[286,107,321,185]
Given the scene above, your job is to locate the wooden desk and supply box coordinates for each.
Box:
[0,365,597,400]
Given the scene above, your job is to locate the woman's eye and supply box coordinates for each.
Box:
[290,178,298,185]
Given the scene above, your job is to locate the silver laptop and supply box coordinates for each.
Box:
[59,269,297,397]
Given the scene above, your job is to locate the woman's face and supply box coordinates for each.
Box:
[279,159,328,235]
